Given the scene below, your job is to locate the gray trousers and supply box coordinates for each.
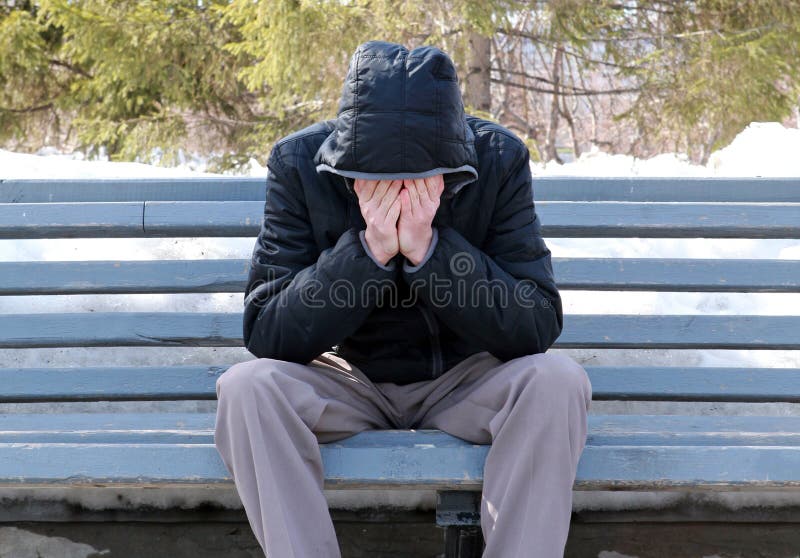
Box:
[214,350,592,558]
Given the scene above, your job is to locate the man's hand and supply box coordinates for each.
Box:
[354,178,403,266]
[398,175,444,266]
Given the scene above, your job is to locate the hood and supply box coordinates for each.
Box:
[314,40,479,198]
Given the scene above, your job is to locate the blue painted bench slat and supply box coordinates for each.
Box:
[0,202,145,238]
[585,366,800,402]
[3,257,800,295]
[2,365,800,403]
[0,178,268,203]
[3,438,800,489]
[3,177,800,203]
[3,414,800,446]
[559,314,800,349]
[0,366,226,401]
[4,201,800,238]
[554,257,800,292]
[0,260,249,295]
[3,312,800,349]
[534,177,800,202]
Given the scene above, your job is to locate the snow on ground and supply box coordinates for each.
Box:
[0,146,228,178]
[4,121,799,179]
[531,122,800,177]
[0,121,799,373]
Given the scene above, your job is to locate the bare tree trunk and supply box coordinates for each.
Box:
[545,45,563,163]
[699,122,723,165]
[559,96,580,160]
[561,53,581,160]
[464,32,492,113]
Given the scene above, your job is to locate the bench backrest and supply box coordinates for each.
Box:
[1,177,799,405]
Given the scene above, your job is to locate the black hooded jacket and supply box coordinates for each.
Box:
[242,40,563,384]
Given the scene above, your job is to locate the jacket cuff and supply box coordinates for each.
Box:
[402,227,439,273]
[359,229,397,271]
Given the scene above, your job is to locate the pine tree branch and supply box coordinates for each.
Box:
[0,103,55,114]
[490,68,641,95]
[490,77,639,96]
[496,34,642,70]
[48,59,93,79]
[606,3,677,15]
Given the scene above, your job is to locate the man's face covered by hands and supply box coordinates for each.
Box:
[353,175,445,268]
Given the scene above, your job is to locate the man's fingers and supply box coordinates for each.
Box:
[356,178,379,202]
[388,194,402,223]
[372,179,395,203]
[418,178,431,204]
[406,179,422,210]
[367,179,386,203]
[378,182,402,217]
[399,187,413,219]
[360,176,444,206]
[415,178,432,209]
[424,176,442,203]
[390,179,404,194]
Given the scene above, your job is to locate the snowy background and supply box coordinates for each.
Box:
[1,121,799,415]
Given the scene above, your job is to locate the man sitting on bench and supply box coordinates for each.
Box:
[214,39,592,558]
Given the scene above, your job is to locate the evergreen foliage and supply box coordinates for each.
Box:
[1,1,798,167]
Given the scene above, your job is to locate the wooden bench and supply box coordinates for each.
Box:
[1,177,799,556]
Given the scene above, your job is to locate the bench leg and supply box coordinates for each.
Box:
[437,491,484,558]
[444,525,484,558]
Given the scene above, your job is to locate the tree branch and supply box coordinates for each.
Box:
[491,68,641,95]
[490,77,639,96]
[0,103,55,114]
[49,59,93,79]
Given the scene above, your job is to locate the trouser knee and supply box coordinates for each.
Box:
[514,352,592,407]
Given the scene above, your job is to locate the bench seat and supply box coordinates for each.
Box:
[2,414,800,489]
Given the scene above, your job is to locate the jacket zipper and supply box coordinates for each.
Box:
[343,172,443,377]
[418,305,443,378]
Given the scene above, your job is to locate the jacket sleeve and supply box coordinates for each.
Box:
[400,143,563,360]
[243,145,398,363]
